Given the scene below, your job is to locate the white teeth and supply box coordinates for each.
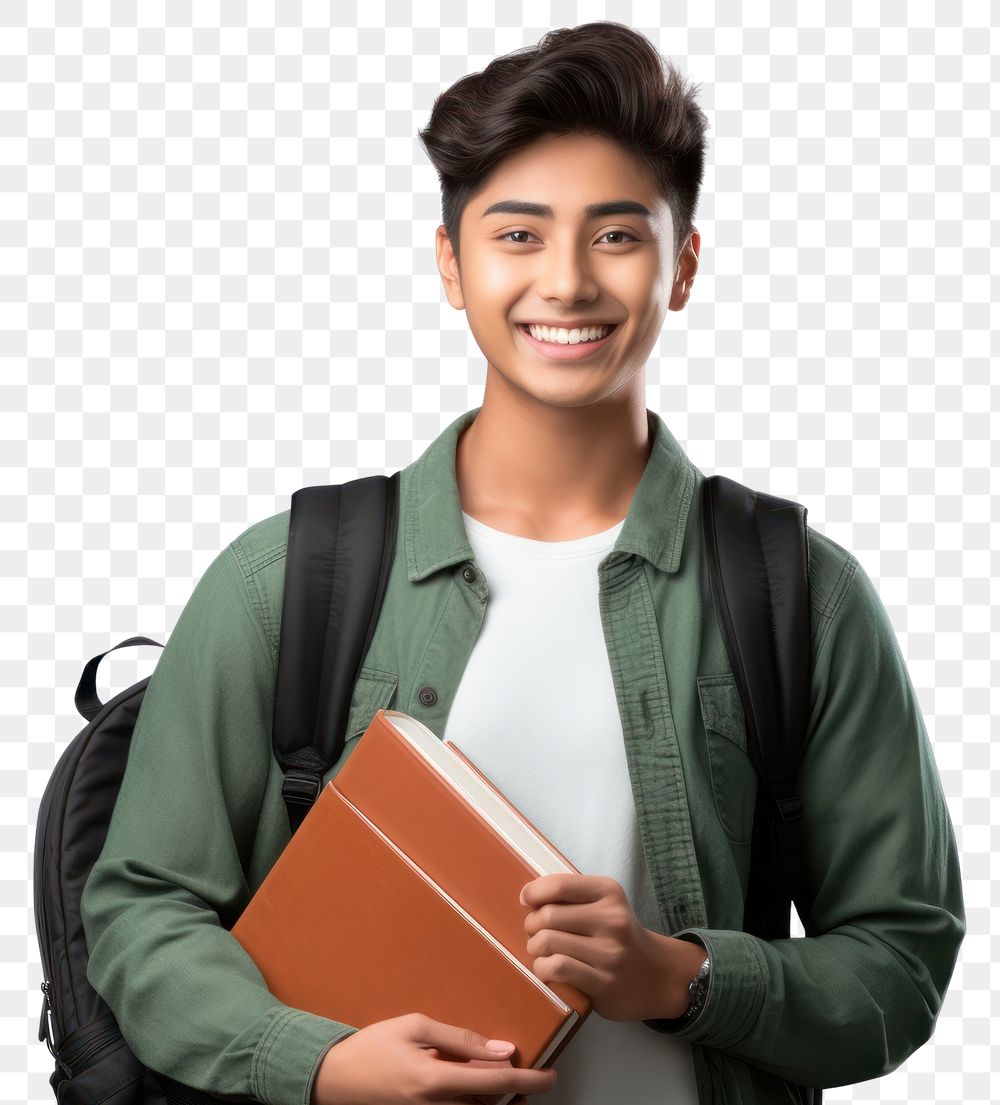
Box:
[525,323,612,344]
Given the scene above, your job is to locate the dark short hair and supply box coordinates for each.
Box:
[416,21,710,267]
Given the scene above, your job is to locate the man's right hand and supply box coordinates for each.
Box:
[310,1012,558,1104]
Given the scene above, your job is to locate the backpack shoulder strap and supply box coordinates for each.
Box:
[700,473,812,929]
[273,470,401,835]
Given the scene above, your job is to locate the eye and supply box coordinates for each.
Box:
[498,230,538,244]
[498,229,640,246]
[598,230,640,245]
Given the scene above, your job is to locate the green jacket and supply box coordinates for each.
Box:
[81,406,965,1105]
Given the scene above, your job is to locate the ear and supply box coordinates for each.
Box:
[668,227,701,312]
[436,225,465,311]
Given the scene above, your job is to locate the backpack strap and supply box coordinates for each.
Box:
[272,470,401,835]
[700,473,812,935]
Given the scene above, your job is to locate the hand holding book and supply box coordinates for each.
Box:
[309,1012,557,1105]
[519,872,704,1021]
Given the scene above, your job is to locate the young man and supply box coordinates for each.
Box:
[81,21,965,1105]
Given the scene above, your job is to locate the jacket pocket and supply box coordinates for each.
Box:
[343,666,399,747]
[697,674,758,845]
[324,667,400,784]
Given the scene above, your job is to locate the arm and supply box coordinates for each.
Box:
[645,555,966,1090]
[80,542,358,1105]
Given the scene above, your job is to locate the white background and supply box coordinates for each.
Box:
[7,3,993,1102]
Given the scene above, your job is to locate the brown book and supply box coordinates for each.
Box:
[231,709,591,1105]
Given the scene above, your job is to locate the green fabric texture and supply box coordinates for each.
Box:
[80,406,965,1105]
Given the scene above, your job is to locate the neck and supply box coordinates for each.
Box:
[455,372,653,541]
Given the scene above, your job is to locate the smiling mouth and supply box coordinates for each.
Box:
[515,320,622,361]
[517,322,620,345]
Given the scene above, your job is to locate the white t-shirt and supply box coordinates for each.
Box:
[442,511,699,1105]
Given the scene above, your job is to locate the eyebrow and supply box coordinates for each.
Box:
[481,199,653,220]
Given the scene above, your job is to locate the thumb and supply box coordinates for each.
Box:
[420,1019,516,1061]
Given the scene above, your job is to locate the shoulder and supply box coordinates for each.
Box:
[219,509,292,668]
[806,524,859,619]
[804,523,888,667]
[226,508,291,576]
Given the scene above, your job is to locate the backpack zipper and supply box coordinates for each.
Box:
[39,979,72,1080]
[38,980,55,1054]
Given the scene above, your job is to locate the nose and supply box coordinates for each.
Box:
[532,241,601,305]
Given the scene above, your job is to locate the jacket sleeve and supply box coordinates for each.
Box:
[648,554,966,1090]
[80,541,359,1105]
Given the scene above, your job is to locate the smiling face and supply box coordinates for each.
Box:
[436,130,700,412]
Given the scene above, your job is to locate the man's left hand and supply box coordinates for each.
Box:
[519,873,700,1022]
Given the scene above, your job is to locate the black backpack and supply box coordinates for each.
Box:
[34,468,818,1105]
[34,472,400,1105]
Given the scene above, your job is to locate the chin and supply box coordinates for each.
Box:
[516,383,613,409]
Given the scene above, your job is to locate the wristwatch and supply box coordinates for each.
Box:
[643,948,711,1032]
[678,951,711,1023]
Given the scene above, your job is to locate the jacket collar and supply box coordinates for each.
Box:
[402,406,699,583]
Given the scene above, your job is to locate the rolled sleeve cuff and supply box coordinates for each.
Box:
[643,928,768,1051]
[252,1007,359,1105]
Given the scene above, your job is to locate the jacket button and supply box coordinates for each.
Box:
[462,564,477,583]
[418,686,437,706]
